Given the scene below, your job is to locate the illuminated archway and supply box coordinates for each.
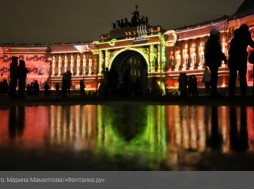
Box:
[109,50,148,96]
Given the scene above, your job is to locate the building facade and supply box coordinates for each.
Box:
[0,2,253,94]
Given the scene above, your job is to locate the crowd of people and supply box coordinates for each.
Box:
[0,56,51,98]
[0,67,79,99]
[9,56,29,98]
[176,24,254,98]
[178,73,198,97]
[204,24,254,98]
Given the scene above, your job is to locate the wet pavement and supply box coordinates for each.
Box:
[0,95,253,171]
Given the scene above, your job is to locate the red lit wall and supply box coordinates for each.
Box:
[0,53,50,88]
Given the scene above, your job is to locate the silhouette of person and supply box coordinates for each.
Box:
[65,71,72,96]
[108,68,119,97]
[188,75,198,96]
[150,78,162,97]
[26,83,32,96]
[133,79,142,96]
[44,81,50,96]
[103,68,110,97]
[178,73,188,96]
[0,81,3,95]
[202,66,211,95]
[17,60,29,98]
[33,80,40,96]
[228,24,254,97]
[55,83,60,95]
[204,29,227,97]
[62,72,68,98]
[2,79,8,96]
[9,56,19,98]
[80,79,85,96]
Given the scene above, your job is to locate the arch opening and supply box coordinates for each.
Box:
[109,50,148,96]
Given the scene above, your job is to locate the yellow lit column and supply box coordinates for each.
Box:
[183,43,189,71]
[58,55,62,76]
[70,55,74,74]
[149,45,155,72]
[168,49,174,71]
[64,55,68,73]
[105,50,109,69]
[99,50,104,74]
[88,58,93,75]
[160,35,166,72]
[52,55,56,75]
[198,41,205,69]
[94,55,99,75]
[174,50,181,71]
[190,43,196,70]
[161,45,166,72]
[83,54,87,75]
[76,54,80,76]
[157,44,161,72]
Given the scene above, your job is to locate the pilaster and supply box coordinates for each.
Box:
[58,55,62,76]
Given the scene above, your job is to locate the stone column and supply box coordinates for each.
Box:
[76,54,80,75]
[105,50,109,69]
[52,55,56,75]
[64,55,68,73]
[88,58,92,75]
[182,44,188,71]
[83,54,87,75]
[198,40,205,69]
[70,54,74,74]
[190,43,196,70]
[159,35,167,72]
[149,45,154,72]
[58,55,62,76]
[168,49,174,71]
[157,44,161,72]
[174,50,181,71]
[93,55,98,75]
[161,44,166,72]
[98,50,104,74]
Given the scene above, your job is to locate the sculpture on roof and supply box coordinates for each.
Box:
[112,5,149,30]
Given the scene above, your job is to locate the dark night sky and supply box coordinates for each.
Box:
[0,0,244,44]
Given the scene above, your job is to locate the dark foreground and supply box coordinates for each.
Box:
[1,147,254,171]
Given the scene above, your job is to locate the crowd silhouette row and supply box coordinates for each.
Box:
[179,23,254,98]
[204,24,254,98]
